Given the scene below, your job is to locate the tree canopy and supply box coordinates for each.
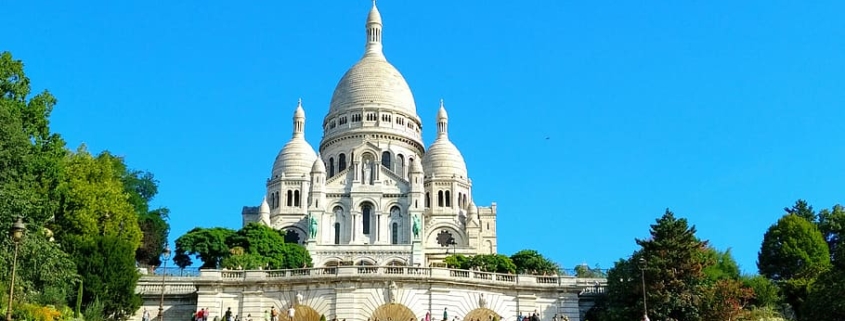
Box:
[0,51,171,321]
[174,224,312,270]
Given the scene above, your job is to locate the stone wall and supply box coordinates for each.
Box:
[134,267,606,321]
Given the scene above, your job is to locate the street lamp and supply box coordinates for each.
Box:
[6,217,26,321]
[637,258,648,321]
[158,245,171,321]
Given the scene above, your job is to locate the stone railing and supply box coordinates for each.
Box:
[140,267,607,292]
[136,281,198,295]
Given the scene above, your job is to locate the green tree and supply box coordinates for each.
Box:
[741,275,781,309]
[598,209,720,321]
[175,227,236,269]
[225,223,313,269]
[106,157,170,269]
[803,268,845,320]
[510,249,560,275]
[702,247,741,281]
[758,213,830,320]
[63,234,141,321]
[785,199,816,222]
[52,147,143,249]
[817,204,845,264]
[0,51,75,307]
[444,254,471,269]
[468,254,517,274]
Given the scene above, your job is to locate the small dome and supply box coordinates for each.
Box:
[271,139,317,178]
[422,138,468,179]
[367,2,382,25]
[311,156,326,173]
[467,200,477,213]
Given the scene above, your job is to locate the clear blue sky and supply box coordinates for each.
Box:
[4,0,844,273]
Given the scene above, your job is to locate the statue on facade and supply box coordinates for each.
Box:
[478,293,487,308]
[308,214,318,239]
[362,159,372,184]
[412,215,421,239]
[387,281,398,303]
[295,292,303,305]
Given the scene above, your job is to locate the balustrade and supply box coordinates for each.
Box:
[138,267,607,294]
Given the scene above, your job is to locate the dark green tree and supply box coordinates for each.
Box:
[741,275,781,309]
[175,227,236,269]
[574,263,607,278]
[803,268,845,320]
[225,223,313,269]
[785,199,816,222]
[509,249,560,275]
[63,234,141,321]
[817,204,845,264]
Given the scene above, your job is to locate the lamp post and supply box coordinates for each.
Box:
[6,217,26,321]
[158,245,171,321]
[637,258,648,321]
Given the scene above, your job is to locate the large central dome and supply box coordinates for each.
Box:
[328,55,416,115]
[326,3,417,117]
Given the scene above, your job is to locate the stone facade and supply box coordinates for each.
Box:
[135,267,606,321]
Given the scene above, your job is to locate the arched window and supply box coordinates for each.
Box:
[362,203,372,235]
[329,157,335,177]
[294,190,301,207]
[425,192,430,208]
[396,154,405,178]
[391,223,399,244]
[381,151,392,170]
[334,223,341,245]
[437,191,444,207]
[286,190,293,207]
[338,153,347,172]
[445,191,451,207]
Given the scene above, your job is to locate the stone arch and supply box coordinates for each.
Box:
[321,257,342,267]
[463,308,502,321]
[371,303,415,321]
[383,257,408,266]
[291,304,321,321]
[280,225,308,245]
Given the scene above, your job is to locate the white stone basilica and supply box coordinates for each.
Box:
[134,5,607,321]
[241,2,497,267]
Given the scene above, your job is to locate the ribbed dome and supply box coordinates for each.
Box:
[422,138,468,179]
[271,100,317,179]
[329,55,416,115]
[271,139,317,179]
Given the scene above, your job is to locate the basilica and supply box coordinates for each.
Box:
[241,2,497,267]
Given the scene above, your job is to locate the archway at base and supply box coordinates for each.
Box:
[291,304,321,321]
[463,308,502,321]
[372,303,416,321]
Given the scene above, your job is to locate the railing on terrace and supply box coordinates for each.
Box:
[147,267,607,278]
[141,266,607,290]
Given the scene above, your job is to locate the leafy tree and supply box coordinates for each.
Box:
[224,223,313,269]
[758,213,830,281]
[758,213,830,320]
[442,254,516,273]
[741,275,781,309]
[175,227,236,269]
[699,279,754,321]
[702,247,741,281]
[52,147,143,249]
[63,234,141,321]
[106,157,170,268]
[803,268,845,320]
[510,249,560,275]
[817,204,845,264]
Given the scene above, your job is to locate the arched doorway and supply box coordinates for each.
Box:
[371,303,415,321]
[463,308,502,321]
[290,304,321,321]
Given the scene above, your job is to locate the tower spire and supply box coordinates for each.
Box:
[364,1,384,57]
[293,99,306,138]
[437,99,449,138]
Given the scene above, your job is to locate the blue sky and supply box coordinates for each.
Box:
[4,0,844,273]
